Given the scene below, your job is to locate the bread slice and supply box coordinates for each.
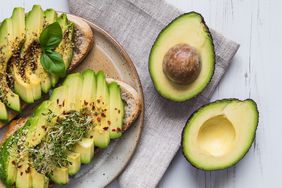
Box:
[1,79,142,143]
[0,14,94,128]
[67,14,94,70]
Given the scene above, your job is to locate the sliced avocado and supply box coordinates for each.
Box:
[96,71,109,105]
[0,18,21,111]
[33,100,50,116]
[0,120,33,188]
[10,7,34,104]
[182,99,259,170]
[5,150,17,187]
[67,152,81,176]
[52,14,74,87]
[88,126,110,149]
[25,116,48,148]
[13,72,34,103]
[81,69,96,107]
[50,85,68,111]
[16,154,32,188]
[0,136,17,187]
[14,117,48,188]
[93,71,110,148]
[44,9,60,87]
[27,5,51,94]
[149,12,215,102]
[0,101,8,121]
[63,73,83,110]
[56,13,74,69]
[50,167,69,185]
[73,138,94,164]
[31,168,48,188]
[34,100,60,116]
[11,6,41,102]
[11,7,25,43]
[108,83,124,139]
[44,9,57,27]
[50,85,66,102]
[26,100,62,148]
[22,5,43,100]
[0,123,31,187]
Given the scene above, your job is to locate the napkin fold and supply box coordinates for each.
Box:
[68,0,240,187]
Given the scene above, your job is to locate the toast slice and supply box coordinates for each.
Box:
[1,78,141,143]
[0,14,94,128]
[0,70,142,187]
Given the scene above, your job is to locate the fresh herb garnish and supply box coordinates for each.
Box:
[29,110,94,175]
[39,22,66,78]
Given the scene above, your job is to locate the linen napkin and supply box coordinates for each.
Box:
[68,0,240,187]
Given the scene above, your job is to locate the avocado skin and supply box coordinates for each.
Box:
[148,12,215,102]
[181,98,259,171]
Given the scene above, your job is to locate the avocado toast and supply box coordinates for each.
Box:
[0,70,141,187]
[0,5,94,127]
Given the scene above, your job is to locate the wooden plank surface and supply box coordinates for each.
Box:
[0,0,276,188]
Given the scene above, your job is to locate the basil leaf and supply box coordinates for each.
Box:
[39,22,63,49]
[40,52,66,78]
[45,49,53,54]
[47,51,66,77]
[40,53,52,71]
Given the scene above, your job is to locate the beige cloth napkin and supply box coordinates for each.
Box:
[68,0,240,187]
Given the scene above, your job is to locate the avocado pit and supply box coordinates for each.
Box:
[163,43,201,85]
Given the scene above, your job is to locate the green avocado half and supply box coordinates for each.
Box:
[182,99,259,170]
[149,12,215,102]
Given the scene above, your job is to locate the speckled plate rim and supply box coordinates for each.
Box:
[68,13,145,186]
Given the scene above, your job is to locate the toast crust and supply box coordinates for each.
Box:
[0,14,94,128]
[1,79,141,144]
[1,118,27,144]
[67,14,94,70]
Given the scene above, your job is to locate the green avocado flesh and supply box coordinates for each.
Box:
[0,5,74,124]
[0,18,21,115]
[109,82,124,139]
[52,14,75,87]
[182,99,259,170]
[67,152,81,176]
[149,12,215,102]
[0,70,125,187]
[0,102,8,121]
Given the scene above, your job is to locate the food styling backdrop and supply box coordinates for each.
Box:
[0,0,278,188]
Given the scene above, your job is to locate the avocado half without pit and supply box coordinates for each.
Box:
[149,12,215,102]
[182,99,259,170]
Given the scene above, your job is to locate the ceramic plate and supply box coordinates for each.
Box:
[56,14,144,187]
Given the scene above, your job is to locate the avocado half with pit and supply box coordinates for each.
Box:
[182,99,259,170]
[149,12,215,102]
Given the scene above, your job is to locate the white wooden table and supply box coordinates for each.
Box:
[0,0,274,187]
